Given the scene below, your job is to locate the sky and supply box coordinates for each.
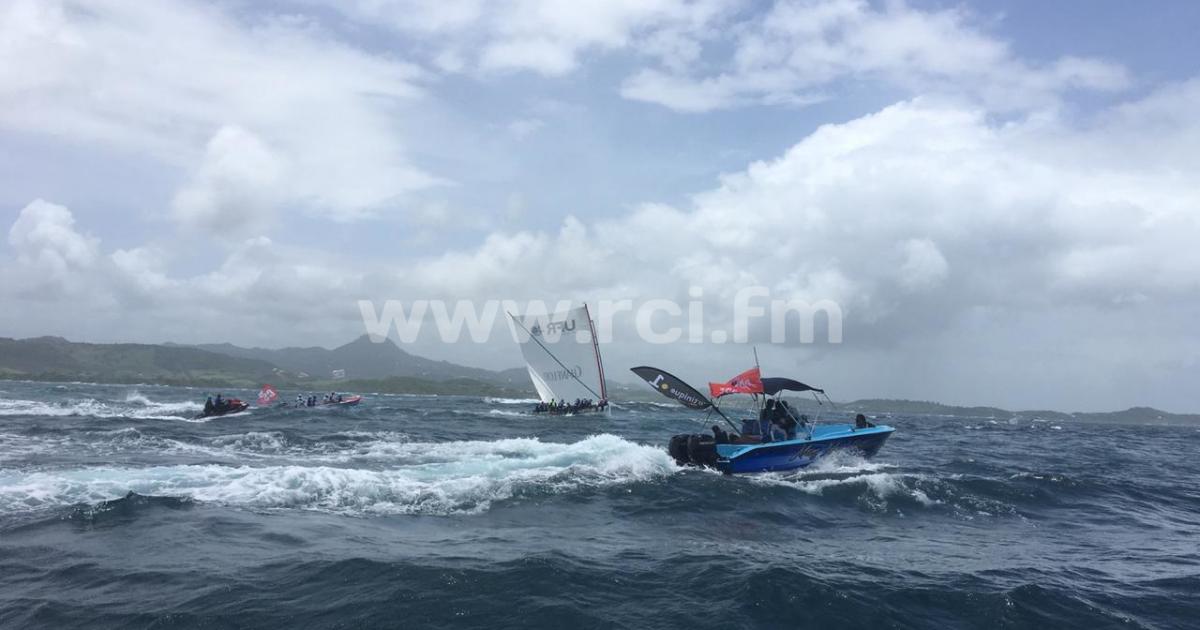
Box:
[1,0,1198,412]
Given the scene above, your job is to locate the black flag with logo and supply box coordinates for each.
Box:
[630,366,713,410]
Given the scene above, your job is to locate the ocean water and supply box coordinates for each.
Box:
[0,381,1196,629]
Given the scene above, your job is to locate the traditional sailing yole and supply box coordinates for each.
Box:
[509,305,609,415]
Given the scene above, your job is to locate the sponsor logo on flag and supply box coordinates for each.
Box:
[709,367,764,397]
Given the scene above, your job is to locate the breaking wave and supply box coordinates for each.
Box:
[483,397,540,405]
[0,393,201,421]
[0,434,677,516]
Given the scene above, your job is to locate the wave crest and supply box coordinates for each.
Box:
[0,434,677,516]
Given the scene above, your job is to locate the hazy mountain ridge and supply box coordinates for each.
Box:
[2,336,1194,423]
[1,335,533,395]
[185,335,529,386]
[0,336,278,387]
[797,399,1200,425]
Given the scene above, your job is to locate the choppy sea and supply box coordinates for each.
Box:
[0,380,1197,629]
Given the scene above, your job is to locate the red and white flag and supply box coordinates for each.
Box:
[709,367,764,397]
[257,384,279,406]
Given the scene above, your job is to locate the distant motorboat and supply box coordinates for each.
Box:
[195,399,249,419]
[323,395,362,407]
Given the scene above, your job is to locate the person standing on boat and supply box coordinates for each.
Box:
[772,401,799,440]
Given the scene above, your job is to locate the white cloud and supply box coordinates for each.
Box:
[8,199,98,280]
[8,81,1198,338]
[0,0,439,227]
[323,0,1129,114]
[621,0,1130,112]
[110,246,174,295]
[380,82,1200,401]
[171,126,285,234]
[329,0,736,77]
[896,239,948,292]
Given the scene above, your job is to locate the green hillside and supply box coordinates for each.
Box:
[0,336,278,387]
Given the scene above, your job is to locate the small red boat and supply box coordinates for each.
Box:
[323,395,362,407]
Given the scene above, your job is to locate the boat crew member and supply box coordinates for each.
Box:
[775,401,799,440]
[204,396,215,415]
[855,413,874,429]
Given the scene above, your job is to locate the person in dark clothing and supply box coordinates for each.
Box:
[712,425,730,444]
[204,397,215,415]
[774,400,799,439]
[855,413,874,429]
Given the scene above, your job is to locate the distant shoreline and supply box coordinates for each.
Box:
[0,373,533,399]
[2,374,1196,425]
[3,335,1196,424]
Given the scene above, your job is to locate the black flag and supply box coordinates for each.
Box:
[630,366,712,410]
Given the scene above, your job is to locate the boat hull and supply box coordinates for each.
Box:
[194,402,249,419]
[670,424,893,474]
[532,405,608,416]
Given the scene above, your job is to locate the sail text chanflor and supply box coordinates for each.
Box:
[509,305,607,403]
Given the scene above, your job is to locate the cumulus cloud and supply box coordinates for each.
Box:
[8,199,98,281]
[0,2,1195,410]
[382,83,1198,407]
[171,126,285,234]
[12,82,1199,317]
[4,78,1200,408]
[110,246,174,295]
[0,0,438,228]
[896,239,948,292]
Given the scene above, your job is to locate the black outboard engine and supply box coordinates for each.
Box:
[668,433,720,468]
[668,434,691,464]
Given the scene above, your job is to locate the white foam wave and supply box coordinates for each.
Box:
[753,470,938,507]
[483,397,539,405]
[0,434,677,516]
[488,409,526,417]
[0,395,202,421]
[750,453,935,507]
[633,401,680,409]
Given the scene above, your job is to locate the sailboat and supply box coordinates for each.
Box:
[509,304,609,415]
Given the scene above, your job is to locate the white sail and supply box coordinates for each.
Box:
[511,305,607,404]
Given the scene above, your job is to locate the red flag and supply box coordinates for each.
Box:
[709,367,763,397]
[257,384,279,406]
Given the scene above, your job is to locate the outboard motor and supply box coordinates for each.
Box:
[668,434,691,464]
[668,433,720,468]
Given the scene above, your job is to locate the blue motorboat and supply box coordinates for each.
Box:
[633,366,895,474]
